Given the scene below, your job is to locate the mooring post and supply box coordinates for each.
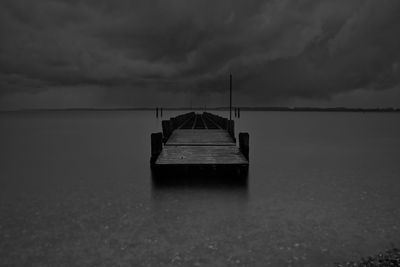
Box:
[238,108,240,118]
[151,132,163,166]
[170,118,176,130]
[160,108,163,118]
[162,120,172,142]
[222,118,228,130]
[156,107,159,118]
[229,73,232,121]
[239,132,249,160]
[235,108,237,118]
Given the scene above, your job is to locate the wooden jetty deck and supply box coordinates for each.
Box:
[151,112,249,178]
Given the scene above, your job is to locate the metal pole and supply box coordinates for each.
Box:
[229,73,232,121]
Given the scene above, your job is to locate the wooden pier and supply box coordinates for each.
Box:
[151,112,249,179]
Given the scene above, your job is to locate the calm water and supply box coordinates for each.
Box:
[0,111,399,266]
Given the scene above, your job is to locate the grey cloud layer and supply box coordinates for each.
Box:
[0,0,399,107]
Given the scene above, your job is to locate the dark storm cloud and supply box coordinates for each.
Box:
[0,0,399,108]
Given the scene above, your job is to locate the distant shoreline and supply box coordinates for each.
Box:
[1,107,399,113]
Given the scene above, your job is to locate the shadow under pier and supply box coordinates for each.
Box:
[151,166,249,188]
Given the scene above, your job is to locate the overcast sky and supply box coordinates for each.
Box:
[1,0,400,109]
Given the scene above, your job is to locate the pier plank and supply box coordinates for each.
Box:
[156,146,248,165]
[166,129,235,146]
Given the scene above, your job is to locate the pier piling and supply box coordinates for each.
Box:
[239,132,249,160]
[162,120,173,142]
[151,132,163,166]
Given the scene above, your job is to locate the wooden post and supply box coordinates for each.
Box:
[239,132,249,160]
[222,118,228,130]
[156,107,158,118]
[160,108,163,118]
[151,132,163,166]
[170,118,176,130]
[238,108,240,118]
[162,120,172,142]
[229,73,232,121]
[235,108,237,118]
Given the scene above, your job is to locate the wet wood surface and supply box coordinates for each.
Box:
[166,129,235,146]
[156,145,248,165]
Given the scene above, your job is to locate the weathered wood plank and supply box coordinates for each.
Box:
[166,129,235,146]
[156,146,248,165]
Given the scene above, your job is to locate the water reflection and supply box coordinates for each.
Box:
[151,171,249,209]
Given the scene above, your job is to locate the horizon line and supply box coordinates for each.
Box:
[1,106,399,113]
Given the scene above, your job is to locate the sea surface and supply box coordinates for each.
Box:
[0,110,399,266]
